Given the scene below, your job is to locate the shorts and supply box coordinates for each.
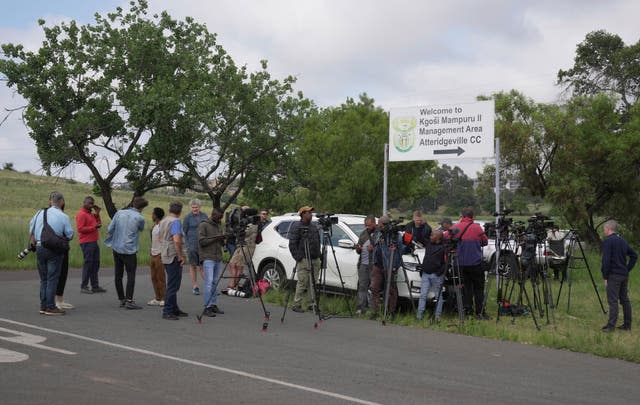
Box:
[229,246,255,267]
[187,249,200,265]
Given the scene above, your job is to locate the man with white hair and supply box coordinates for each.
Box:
[601,219,637,332]
[183,198,208,295]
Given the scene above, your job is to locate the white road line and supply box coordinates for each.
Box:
[0,326,76,355]
[0,318,381,405]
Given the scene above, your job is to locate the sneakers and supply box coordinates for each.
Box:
[147,299,162,306]
[39,307,46,315]
[416,312,424,321]
[163,313,180,320]
[158,300,165,306]
[291,305,304,313]
[203,307,217,317]
[92,286,107,293]
[44,307,65,316]
[119,300,127,308]
[56,301,74,310]
[81,287,94,294]
[192,287,200,295]
[211,305,224,314]
[124,301,143,310]
[174,310,188,317]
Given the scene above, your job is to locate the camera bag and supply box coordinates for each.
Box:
[41,208,70,252]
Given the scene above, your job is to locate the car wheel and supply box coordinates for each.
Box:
[259,261,287,290]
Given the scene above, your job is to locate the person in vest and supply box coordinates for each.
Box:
[160,201,187,320]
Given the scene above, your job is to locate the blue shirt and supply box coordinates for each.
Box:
[29,206,74,242]
[183,212,208,250]
[104,208,145,254]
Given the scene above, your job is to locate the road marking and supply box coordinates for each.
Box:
[0,327,76,355]
[0,318,380,405]
[0,347,29,363]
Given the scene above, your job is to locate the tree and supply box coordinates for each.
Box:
[0,1,252,217]
[429,164,476,213]
[546,94,640,245]
[273,94,435,215]
[558,30,640,113]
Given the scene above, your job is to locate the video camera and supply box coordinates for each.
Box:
[316,213,338,230]
[380,217,404,237]
[444,227,461,252]
[525,212,555,244]
[484,208,514,239]
[228,207,261,236]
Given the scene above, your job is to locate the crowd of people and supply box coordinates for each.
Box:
[27,194,636,331]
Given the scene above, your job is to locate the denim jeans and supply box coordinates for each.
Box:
[202,259,223,308]
[163,258,183,316]
[417,272,445,318]
[36,246,63,310]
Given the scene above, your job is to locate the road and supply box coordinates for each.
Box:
[0,267,638,404]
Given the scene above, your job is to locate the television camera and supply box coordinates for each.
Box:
[316,213,338,230]
[379,217,404,237]
[484,208,514,240]
[227,207,261,238]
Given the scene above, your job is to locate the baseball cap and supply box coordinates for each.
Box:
[298,205,314,215]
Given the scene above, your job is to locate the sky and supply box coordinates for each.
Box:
[0,0,638,181]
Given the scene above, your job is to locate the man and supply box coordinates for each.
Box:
[369,216,402,318]
[355,215,376,315]
[404,210,432,249]
[76,196,106,294]
[438,217,452,232]
[147,207,166,306]
[160,201,188,320]
[601,220,637,332]
[183,199,208,295]
[449,207,489,320]
[29,191,74,315]
[226,206,258,292]
[199,208,226,317]
[258,209,271,232]
[289,206,321,313]
[416,230,446,321]
[104,196,148,309]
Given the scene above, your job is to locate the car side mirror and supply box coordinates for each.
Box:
[338,239,355,249]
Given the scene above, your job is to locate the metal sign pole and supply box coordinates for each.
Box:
[495,138,501,292]
[383,143,388,216]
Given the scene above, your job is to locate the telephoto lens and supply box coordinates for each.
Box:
[17,248,30,261]
[226,288,246,298]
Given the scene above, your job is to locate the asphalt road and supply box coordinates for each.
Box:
[0,267,638,405]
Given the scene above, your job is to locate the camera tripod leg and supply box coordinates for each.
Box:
[322,232,354,317]
[280,262,299,323]
[381,246,397,326]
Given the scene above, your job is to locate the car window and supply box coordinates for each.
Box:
[348,223,365,236]
[274,220,296,239]
[327,224,350,246]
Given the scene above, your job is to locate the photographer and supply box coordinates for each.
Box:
[226,206,259,292]
[449,207,489,320]
[416,229,446,321]
[288,206,321,313]
[369,216,403,319]
[199,208,225,316]
[355,215,377,315]
[76,196,106,295]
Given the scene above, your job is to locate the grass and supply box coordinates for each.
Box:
[3,169,639,362]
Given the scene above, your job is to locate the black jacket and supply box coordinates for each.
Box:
[421,241,446,276]
[288,221,321,261]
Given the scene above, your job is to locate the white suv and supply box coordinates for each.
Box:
[252,214,422,300]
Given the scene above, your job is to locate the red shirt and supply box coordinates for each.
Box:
[76,207,101,244]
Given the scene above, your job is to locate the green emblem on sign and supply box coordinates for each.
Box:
[391,116,416,152]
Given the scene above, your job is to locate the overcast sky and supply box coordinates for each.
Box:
[0,0,638,181]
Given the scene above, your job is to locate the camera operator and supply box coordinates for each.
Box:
[438,217,452,232]
[416,229,446,321]
[355,215,377,315]
[369,216,403,319]
[601,220,637,332]
[198,208,226,317]
[226,206,259,293]
[449,207,489,320]
[403,210,431,253]
[288,206,321,313]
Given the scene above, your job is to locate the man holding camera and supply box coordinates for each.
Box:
[289,206,321,313]
[226,206,259,292]
[404,210,432,250]
[369,216,402,319]
[76,196,106,294]
[355,215,377,315]
[450,207,489,320]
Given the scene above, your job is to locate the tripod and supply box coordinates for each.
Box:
[316,225,353,317]
[281,226,323,327]
[444,247,465,324]
[497,249,541,330]
[555,231,606,314]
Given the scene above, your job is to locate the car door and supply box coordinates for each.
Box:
[318,222,358,291]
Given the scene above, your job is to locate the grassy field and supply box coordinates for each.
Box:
[2,169,639,362]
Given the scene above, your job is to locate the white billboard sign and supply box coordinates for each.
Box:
[388,100,494,161]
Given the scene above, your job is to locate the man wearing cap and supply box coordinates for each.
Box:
[288,206,321,313]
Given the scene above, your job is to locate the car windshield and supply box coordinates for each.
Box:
[348,223,365,236]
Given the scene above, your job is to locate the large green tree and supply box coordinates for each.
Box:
[558,30,640,113]
[261,94,435,215]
